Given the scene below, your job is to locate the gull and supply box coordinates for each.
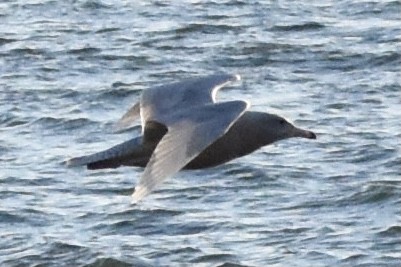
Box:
[67,74,316,203]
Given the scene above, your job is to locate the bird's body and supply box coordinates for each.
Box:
[77,111,287,170]
[67,74,316,202]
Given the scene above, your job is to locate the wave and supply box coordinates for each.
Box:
[271,22,325,32]
[84,257,153,267]
[338,182,400,205]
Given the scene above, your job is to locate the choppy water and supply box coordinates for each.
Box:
[1,1,400,266]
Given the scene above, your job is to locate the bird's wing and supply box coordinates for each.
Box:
[113,74,240,133]
[140,74,241,127]
[113,101,140,132]
[132,100,249,203]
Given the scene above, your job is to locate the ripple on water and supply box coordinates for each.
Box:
[30,117,97,133]
[0,113,30,128]
[83,257,153,267]
[271,22,326,32]
[338,181,401,206]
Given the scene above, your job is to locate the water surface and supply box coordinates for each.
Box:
[1,1,400,266]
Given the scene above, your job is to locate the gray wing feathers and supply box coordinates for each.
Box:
[114,74,240,133]
[132,100,248,202]
[140,74,241,126]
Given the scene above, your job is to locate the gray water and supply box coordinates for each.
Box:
[1,1,400,266]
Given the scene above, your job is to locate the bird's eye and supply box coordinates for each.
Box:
[279,119,286,125]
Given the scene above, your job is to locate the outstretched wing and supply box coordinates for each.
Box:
[132,100,249,203]
[140,74,241,128]
[114,74,240,133]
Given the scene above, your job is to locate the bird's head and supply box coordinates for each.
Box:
[260,113,316,144]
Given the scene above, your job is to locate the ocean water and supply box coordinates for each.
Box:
[1,0,400,266]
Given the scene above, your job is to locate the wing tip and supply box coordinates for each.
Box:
[131,185,148,204]
[234,74,241,81]
[243,99,251,109]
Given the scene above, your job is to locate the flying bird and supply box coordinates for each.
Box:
[67,74,316,203]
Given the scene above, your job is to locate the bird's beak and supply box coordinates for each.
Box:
[292,126,317,139]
